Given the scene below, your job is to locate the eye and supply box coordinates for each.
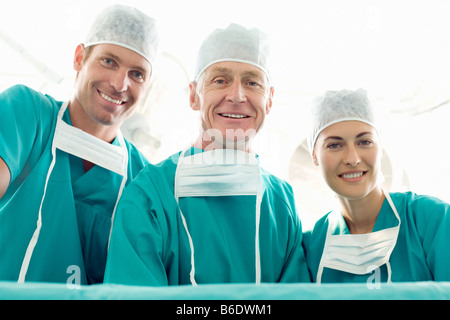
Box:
[130,70,144,82]
[243,74,267,89]
[214,78,226,84]
[358,139,373,147]
[101,57,116,68]
[326,143,342,150]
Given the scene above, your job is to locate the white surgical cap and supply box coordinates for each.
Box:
[84,4,159,65]
[194,23,271,84]
[307,88,379,155]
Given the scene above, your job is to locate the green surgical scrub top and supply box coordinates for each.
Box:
[104,147,311,286]
[303,192,450,283]
[0,85,148,284]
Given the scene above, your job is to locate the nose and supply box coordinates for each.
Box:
[111,69,130,93]
[226,81,246,104]
[343,145,361,167]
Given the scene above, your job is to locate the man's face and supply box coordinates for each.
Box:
[189,61,273,149]
[72,43,152,130]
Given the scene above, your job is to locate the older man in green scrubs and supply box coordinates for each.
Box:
[104,23,310,286]
[0,5,158,284]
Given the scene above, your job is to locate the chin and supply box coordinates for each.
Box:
[337,185,381,201]
[92,113,117,127]
[331,185,366,201]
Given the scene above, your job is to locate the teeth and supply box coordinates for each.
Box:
[100,92,123,105]
[222,113,247,119]
[342,172,364,179]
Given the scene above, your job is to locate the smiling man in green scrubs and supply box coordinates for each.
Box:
[104,23,310,286]
[0,5,159,284]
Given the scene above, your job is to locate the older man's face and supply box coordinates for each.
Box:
[190,61,273,148]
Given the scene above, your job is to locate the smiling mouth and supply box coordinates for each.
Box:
[219,113,249,119]
[339,171,367,179]
[98,90,125,105]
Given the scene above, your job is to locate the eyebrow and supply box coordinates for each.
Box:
[208,67,265,79]
[323,132,373,141]
[102,51,150,75]
[208,67,232,76]
[242,70,265,79]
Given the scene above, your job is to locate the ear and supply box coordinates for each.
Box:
[73,44,85,72]
[312,150,319,166]
[189,82,200,111]
[265,87,274,114]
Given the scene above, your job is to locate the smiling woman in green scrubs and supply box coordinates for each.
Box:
[0,5,158,284]
[303,89,450,283]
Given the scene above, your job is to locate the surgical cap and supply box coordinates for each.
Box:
[307,88,378,155]
[84,4,159,65]
[194,23,271,84]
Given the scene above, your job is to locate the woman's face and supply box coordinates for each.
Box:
[313,121,383,201]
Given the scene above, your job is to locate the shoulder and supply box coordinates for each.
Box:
[0,85,61,123]
[260,167,300,222]
[1,85,60,109]
[125,151,180,195]
[1,84,36,100]
[148,151,180,182]
[304,211,331,243]
[261,167,295,199]
[117,151,181,227]
[390,191,449,215]
[390,191,449,233]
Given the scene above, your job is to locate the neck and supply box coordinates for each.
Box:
[68,98,117,143]
[338,186,385,234]
[193,133,253,153]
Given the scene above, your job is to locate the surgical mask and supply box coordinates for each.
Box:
[316,190,401,284]
[174,148,263,285]
[18,102,128,283]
